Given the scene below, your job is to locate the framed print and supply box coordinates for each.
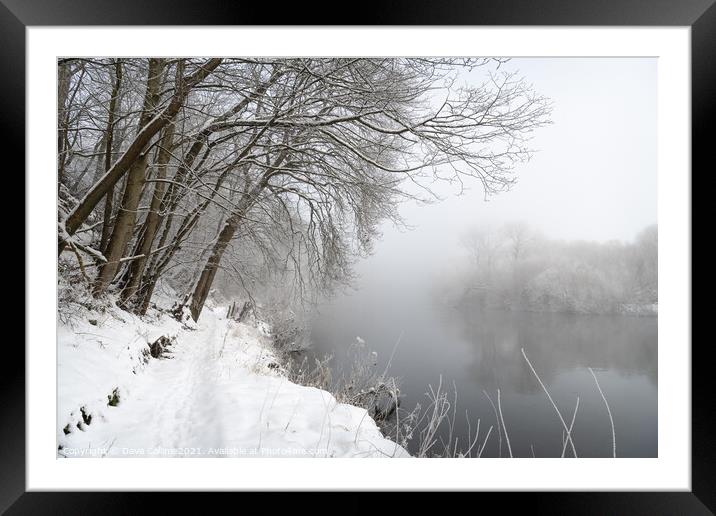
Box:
[6,0,711,512]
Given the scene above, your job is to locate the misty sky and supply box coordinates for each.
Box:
[348,57,657,287]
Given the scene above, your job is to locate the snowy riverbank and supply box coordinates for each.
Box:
[57,299,409,458]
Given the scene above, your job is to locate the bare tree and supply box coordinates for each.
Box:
[173,59,552,320]
[58,58,222,254]
[58,57,551,324]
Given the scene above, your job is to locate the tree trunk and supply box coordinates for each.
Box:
[93,58,165,296]
[120,123,175,306]
[93,152,150,294]
[188,212,243,322]
[186,160,281,321]
[99,60,123,253]
[185,144,289,322]
[57,62,72,187]
[187,178,269,322]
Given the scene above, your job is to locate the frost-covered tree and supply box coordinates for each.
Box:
[57,58,552,322]
[448,222,658,314]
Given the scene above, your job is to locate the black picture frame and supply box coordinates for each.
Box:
[5,0,710,513]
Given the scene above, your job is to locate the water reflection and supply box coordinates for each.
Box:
[308,290,657,457]
[442,302,657,394]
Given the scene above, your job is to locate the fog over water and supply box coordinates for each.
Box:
[306,58,658,457]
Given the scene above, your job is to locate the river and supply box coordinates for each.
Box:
[306,284,657,458]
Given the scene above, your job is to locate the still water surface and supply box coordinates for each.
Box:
[307,286,657,457]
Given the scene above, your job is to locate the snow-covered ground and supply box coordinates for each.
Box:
[57,301,409,458]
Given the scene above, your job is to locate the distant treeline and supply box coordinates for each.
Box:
[435,223,657,315]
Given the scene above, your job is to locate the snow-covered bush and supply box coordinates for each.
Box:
[58,257,111,326]
[262,307,310,353]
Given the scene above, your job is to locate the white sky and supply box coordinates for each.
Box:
[356,57,657,282]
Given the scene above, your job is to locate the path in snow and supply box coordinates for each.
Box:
[58,305,408,458]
